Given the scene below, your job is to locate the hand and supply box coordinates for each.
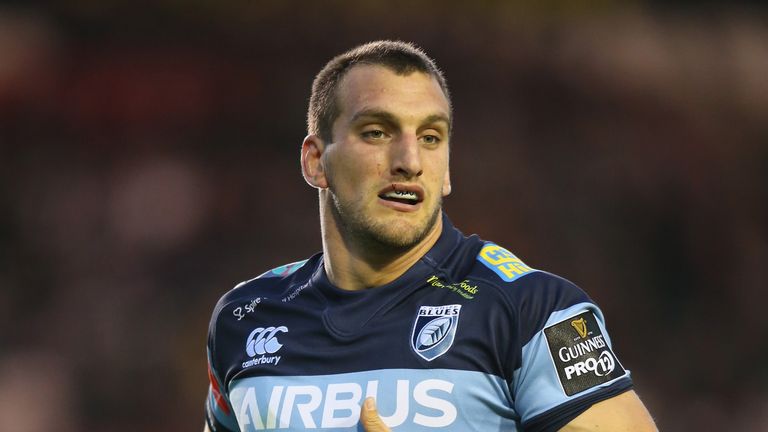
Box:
[359,397,391,432]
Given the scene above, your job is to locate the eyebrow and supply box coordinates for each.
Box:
[350,109,451,130]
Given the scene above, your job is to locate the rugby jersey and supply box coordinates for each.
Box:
[205,215,632,431]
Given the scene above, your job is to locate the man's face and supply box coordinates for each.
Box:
[322,65,452,250]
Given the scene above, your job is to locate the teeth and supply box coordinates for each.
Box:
[384,190,418,201]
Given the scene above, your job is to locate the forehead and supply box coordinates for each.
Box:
[334,65,450,123]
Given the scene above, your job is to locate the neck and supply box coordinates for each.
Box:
[319,199,444,291]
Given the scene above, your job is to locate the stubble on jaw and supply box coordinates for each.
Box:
[327,187,442,255]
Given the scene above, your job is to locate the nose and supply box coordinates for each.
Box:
[389,133,423,179]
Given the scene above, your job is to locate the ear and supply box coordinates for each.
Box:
[442,169,452,197]
[301,134,328,189]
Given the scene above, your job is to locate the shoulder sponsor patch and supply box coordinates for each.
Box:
[477,243,537,282]
[543,311,627,396]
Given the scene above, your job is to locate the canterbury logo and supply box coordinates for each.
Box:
[570,318,588,339]
[246,326,288,356]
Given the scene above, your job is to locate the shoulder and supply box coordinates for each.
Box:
[471,241,590,304]
[468,241,595,341]
[209,255,318,325]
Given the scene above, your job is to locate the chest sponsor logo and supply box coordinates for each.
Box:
[282,282,309,303]
[235,378,456,430]
[243,326,287,368]
[233,297,264,321]
[411,305,461,361]
[544,311,627,396]
[426,275,478,299]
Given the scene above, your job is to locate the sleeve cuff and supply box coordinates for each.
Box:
[521,378,633,432]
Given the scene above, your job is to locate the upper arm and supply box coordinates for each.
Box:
[205,360,240,431]
[206,310,239,432]
[559,390,657,432]
[500,272,639,431]
[512,301,633,429]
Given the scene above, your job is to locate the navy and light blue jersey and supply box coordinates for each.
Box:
[205,216,632,431]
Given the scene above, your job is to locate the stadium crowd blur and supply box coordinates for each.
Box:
[1,1,766,431]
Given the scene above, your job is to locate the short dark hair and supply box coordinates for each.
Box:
[308,40,451,143]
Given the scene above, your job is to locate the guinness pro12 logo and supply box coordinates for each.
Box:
[544,311,626,396]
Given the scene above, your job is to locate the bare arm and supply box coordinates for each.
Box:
[559,390,657,432]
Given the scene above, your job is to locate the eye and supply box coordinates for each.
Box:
[362,129,387,141]
[421,135,441,146]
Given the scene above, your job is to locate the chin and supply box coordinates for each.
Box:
[330,192,442,250]
[371,224,427,249]
[366,212,440,250]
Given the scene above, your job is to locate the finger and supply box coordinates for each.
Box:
[360,397,391,432]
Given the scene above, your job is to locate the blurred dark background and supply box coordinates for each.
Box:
[1,1,766,431]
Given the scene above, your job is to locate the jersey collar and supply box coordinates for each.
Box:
[309,213,466,337]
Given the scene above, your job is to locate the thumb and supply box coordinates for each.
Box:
[360,397,391,432]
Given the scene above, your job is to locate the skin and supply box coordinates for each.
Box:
[301,65,452,291]
[204,64,658,432]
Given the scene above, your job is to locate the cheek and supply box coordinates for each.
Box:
[347,150,384,180]
[427,155,450,180]
[333,153,378,193]
[327,144,386,193]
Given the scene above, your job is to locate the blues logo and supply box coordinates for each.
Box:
[411,305,462,361]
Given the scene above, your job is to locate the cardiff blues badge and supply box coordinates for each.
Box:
[411,304,462,361]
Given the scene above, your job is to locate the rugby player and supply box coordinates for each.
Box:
[204,40,657,432]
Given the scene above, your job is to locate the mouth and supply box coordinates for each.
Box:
[377,184,424,209]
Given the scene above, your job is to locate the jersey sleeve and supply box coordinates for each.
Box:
[205,348,239,432]
[512,297,633,432]
[476,242,633,431]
